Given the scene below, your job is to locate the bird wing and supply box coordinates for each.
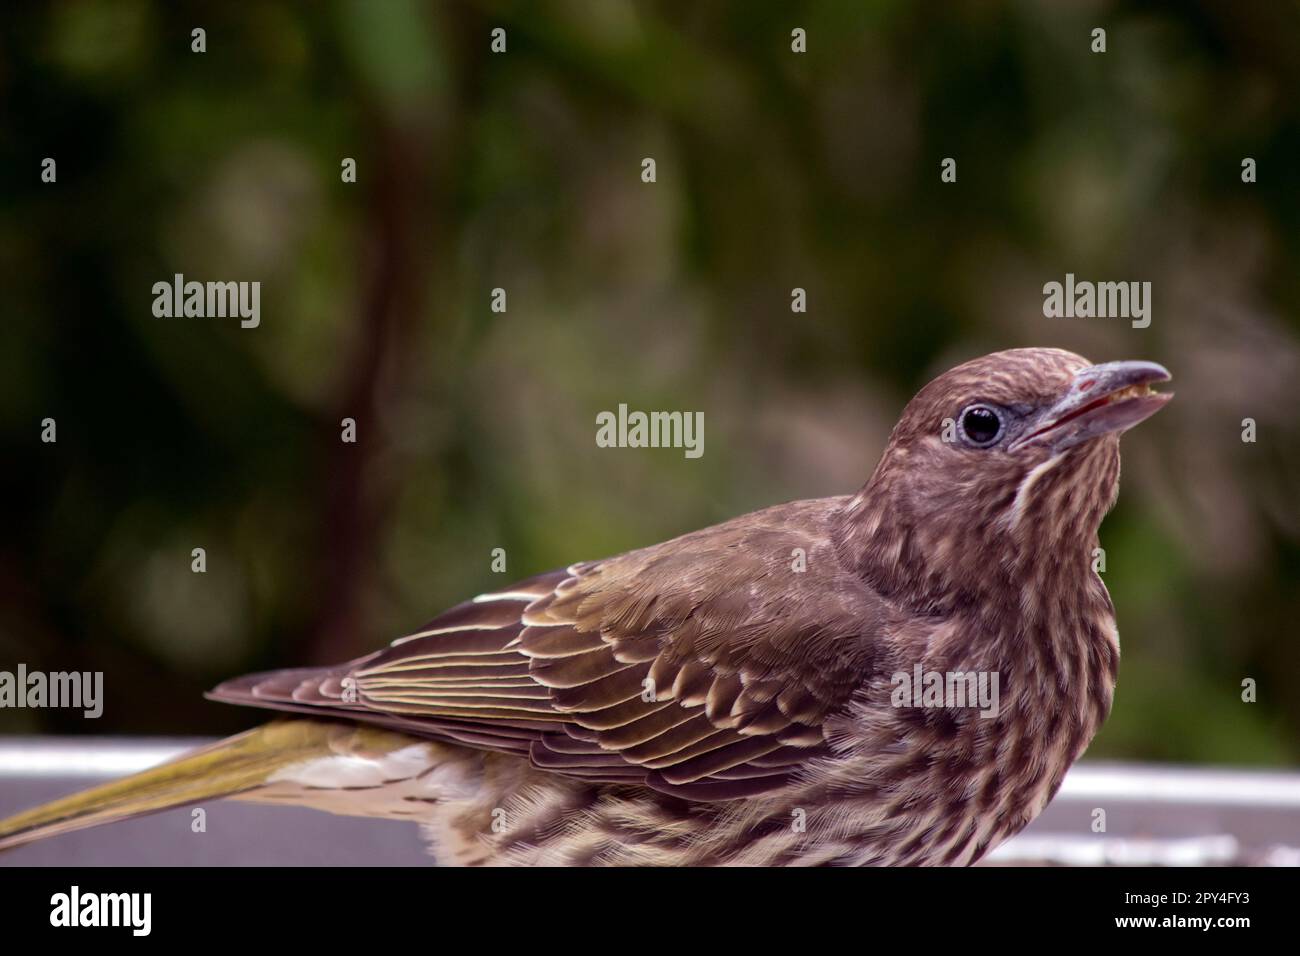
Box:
[209,502,889,800]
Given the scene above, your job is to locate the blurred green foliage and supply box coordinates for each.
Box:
[1,1,1298,766]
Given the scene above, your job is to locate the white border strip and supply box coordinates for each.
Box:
[0,740,200,778]
[1056,763,1300,809]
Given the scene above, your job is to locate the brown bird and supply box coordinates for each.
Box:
[0,347,1171,866]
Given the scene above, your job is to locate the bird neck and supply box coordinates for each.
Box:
[832,442,1121,620]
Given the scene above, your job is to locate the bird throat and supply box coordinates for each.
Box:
[835,439,1120,619]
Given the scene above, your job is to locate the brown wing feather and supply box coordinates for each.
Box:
[207,498,886,800]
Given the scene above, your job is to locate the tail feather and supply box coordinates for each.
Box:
[0,718,408,852]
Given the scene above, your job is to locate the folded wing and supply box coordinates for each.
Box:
[209,505,887,800]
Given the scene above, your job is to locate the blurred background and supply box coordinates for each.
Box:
[1,0,1298,782]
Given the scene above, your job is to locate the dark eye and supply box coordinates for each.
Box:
[960,405,1003,446]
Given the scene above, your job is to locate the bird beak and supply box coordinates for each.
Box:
[1008,360,1173,453]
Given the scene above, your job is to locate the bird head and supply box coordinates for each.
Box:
[839,347,1171,613]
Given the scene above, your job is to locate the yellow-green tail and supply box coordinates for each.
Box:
[0,719,359,852]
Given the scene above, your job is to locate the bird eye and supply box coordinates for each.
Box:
[960,405,1003,446]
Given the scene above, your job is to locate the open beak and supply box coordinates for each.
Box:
[1009,360,1172,453]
